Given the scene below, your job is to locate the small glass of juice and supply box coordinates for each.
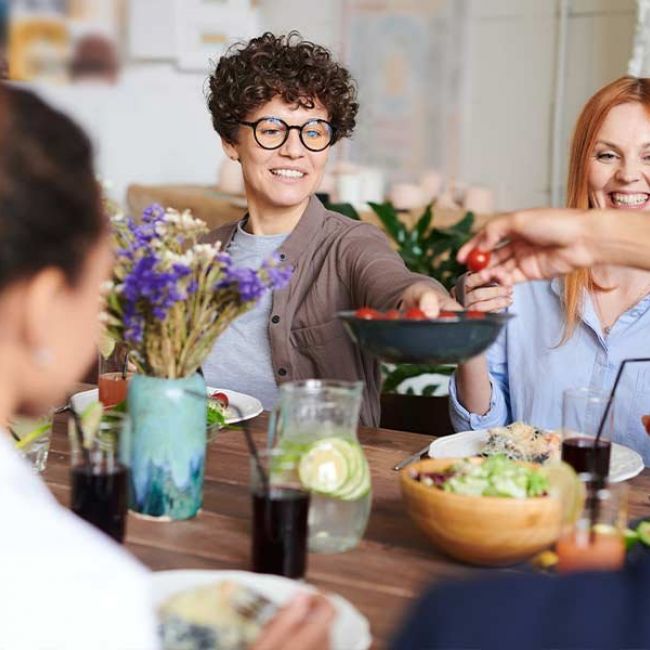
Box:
[556,477,628,574]
[98,341,132,407]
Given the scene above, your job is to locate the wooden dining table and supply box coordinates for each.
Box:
[42,399,650,649]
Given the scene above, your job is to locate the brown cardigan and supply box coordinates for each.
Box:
[204,196,445,426]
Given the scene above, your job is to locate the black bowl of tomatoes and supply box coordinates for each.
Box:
[337,308,513,364]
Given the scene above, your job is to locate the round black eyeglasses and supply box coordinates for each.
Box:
[240,117,335,152]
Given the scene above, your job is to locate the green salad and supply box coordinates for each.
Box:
[418,455,549,499]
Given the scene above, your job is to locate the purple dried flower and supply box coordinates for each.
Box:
[142,204,165,223]
[266,264,293,291]
[218,266,266,302]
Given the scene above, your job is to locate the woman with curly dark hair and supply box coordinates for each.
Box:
[203,32,457,425]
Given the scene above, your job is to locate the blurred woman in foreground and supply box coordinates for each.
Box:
[0,84,157,648]
[0,84,331,650]
[451,77,650,464]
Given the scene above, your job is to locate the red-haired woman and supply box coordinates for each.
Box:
[450,76,650,466]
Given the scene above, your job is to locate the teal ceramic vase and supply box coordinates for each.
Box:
[127,373,206,520]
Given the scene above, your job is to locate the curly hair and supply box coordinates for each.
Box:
[206,31,358,145]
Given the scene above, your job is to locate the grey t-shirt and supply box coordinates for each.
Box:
[202,222,288,410]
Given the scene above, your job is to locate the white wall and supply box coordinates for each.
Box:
[34,63,221,204]
[460,0,636,210]
[32,0,638,211]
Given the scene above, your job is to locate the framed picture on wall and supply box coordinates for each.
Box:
[173,0,259,72]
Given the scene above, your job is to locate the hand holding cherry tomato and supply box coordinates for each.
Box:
[466,248,491,273]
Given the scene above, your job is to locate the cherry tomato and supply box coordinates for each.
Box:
[355,307,380,320]
[467,248,491,273]
[384,309,401,320]
[405,307,427,320]
[466,310,486,319]
[210,391,229,407]
[438,310,458,318]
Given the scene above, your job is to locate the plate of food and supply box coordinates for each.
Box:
[153,569,371,650]
[428,422,644,483]
[70,386,263,427]
[338,309,512,364]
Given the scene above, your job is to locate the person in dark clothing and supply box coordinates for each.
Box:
[391,555,650,650]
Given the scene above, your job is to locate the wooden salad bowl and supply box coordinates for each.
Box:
[400,457,562,566]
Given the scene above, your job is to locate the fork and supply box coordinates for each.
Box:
[392,444,431,471]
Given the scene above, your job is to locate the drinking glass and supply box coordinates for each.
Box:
[556,476,628,574]
[10,414,52,472]
[98,342,132,407]
[561,387,613,478]
[70,410,130,543]
[250,449,310,579]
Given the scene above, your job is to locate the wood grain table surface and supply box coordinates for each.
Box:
[42,401,650,649]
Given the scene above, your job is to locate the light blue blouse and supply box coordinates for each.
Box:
[448,279,650,466]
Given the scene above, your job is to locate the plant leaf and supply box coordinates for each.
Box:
[326,202,361,221]
[368,201,407,245]
[415,204,433,241]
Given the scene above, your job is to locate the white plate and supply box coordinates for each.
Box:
[151,569,371,650]
[70,386,263,425]
[428,429,644,483]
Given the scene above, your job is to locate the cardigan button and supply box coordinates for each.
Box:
[278,367,287,377]
[271,315,280,324]
[279,253,287,261]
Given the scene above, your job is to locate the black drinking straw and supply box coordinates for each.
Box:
[230,402,270,496]
[70,406,91,466]
[594,357,650,445]
[184,389,269,494]
[589,357,650,535]
[121,349,129,380]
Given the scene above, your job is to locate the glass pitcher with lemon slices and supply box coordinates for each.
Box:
[269,380,371,553]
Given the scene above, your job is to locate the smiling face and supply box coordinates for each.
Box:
[588,102,650,211]
[222,96,330,215]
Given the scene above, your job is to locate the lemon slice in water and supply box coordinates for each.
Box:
[298,438,356,495]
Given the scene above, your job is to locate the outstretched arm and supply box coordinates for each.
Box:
[457,209,650,284]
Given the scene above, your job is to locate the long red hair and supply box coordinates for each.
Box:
[563,76,650,339]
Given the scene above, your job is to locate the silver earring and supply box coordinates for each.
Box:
[34,348,53,367]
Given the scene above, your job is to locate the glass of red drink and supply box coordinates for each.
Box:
[70,410,130,543]
[556,476,628,574]
[98,342,132,407]
[561,388,613,479]
[250,449,310,580]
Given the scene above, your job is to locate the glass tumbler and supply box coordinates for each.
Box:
[556,476,628,574]
[561,387,613,479]
[70,410,130,543]
[251,449,310,579]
